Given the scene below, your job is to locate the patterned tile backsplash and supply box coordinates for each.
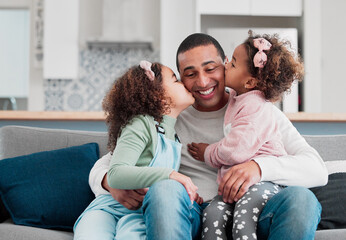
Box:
[44,47,159,111]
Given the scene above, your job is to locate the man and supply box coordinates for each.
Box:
[85,33,328,239]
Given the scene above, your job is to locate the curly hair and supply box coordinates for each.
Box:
[102,62,169,151]
[243,30,304,101]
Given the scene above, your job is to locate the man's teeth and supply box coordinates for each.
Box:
[199,88,214,95]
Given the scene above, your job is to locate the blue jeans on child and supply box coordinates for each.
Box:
[143,180,321,240]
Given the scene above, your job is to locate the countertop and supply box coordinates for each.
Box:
[1,111,346,122]
[0,111,106,121]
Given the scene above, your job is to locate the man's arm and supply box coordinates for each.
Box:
[89,152,112,197]
[219,106,328,203]
[253,106,328,188]
[89,152,147,210]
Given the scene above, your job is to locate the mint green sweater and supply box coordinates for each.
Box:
[107,115,177,189]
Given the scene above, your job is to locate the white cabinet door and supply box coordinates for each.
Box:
[250,0,302,16]
[160,0,196,72]
[0,10,29,98]
[198,0,250,15]
[43,0,79,79]
[197,0,302,16]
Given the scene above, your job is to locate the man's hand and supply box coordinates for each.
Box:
[102,173,148,210]
[187,142,209,162]
[218,160,261,203]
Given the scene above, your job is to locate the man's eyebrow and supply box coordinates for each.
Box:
[233,56,236,62]
[183,66,195,72]
[202,61,216,67]
[183,60,217,72]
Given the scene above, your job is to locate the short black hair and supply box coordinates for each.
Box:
[176,33,226,72]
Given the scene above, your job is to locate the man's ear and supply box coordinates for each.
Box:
[244,77,258,90]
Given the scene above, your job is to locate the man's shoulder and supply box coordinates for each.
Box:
[270,105,294,132]
[271,105,288,121]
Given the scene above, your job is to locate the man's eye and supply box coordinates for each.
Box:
[186,73,195,77]
[231,63,235,68]
[206,68,215,72]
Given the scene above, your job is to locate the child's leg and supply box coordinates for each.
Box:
[232,182,283,240]
[201,195,235,240]
[74,194,145,240]
[115,212,146,240]
[74,210,117,240]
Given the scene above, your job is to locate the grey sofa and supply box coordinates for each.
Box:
[0,125,345,240]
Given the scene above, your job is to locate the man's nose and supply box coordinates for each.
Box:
[196,73,209,88]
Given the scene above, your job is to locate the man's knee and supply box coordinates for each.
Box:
[279,187,320,209]
[144,179,190,207]
[142,180,199,240]
[257,186,321,239]
[263,187,320,231]
[281,186,321,223]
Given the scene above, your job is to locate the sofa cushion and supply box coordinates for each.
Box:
[310,173,346,230]
[324,160,346,174]
[303,135,346,161]
[0,143,99,230]
[0,196,9,222]
[0,219,73,240]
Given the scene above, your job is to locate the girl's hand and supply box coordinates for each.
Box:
[169,171,198,203]
[187,142,209,162]
[194,193,204,205]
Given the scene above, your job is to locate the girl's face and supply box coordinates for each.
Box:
[225,44,254,95]
[161,66,195,117]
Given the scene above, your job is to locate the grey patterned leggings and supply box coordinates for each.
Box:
[201,182,283,240]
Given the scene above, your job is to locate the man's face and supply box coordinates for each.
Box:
[177,44,228,112]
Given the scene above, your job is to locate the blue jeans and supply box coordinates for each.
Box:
[257,186,322,240]
[142,179,208,240]
[143,181,321,240]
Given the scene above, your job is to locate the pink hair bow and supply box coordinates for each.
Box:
[253,38,272,68]
[139,60,155,81]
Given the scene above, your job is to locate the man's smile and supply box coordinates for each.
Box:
[198,87,215,95]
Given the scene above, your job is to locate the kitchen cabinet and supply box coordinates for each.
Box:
[197,0,302,16]
[198,0,250,15]
[0,9,29,98]
[43,0,79,79]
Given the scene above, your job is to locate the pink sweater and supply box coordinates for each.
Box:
[204,89,287,184]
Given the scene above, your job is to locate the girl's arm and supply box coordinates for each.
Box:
[253,106,328,188]
[203,96,278,168]
[107,117,173,190]
[88,153,149,209]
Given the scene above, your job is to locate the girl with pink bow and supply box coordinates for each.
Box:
[188,31,304,240]
[74,61,202,240]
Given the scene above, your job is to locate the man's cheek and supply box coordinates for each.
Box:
[182,81,194,92]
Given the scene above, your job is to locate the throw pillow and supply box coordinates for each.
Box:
[0,143,99,230]
[310,172,346,230]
